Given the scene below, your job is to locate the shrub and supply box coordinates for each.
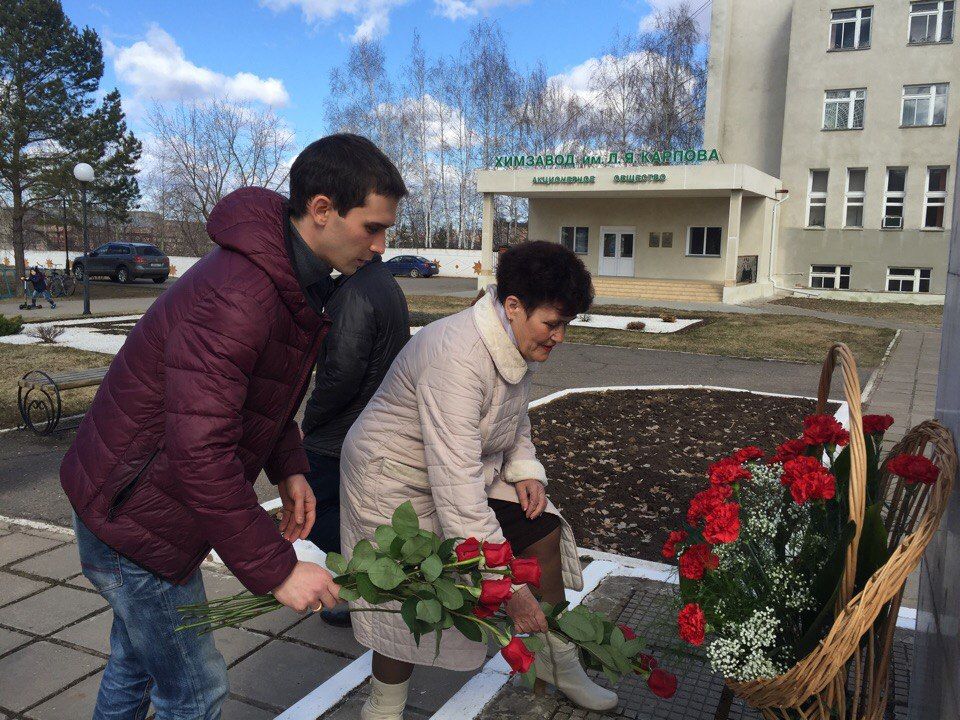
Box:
[626,320,646,331]
[660,314,677,323]
[578,313,592,322]
[31,324,64,344]
[0,314,23,336]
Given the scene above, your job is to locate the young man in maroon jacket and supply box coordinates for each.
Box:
[60,134,407,719]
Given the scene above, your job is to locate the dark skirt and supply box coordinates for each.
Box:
[489,498,561,555]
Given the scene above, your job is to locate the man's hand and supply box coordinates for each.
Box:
[278,474,316,542]
[514,478,547,519]
[504,585,547,634]
[272,561,341,612]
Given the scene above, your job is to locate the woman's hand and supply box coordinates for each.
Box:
[278,474,316,542]
[514,478,547,519]
[503,585,548,634]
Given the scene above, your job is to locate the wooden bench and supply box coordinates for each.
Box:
[18,367,110,435]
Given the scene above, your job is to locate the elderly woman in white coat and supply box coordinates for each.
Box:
[340,241,617,719]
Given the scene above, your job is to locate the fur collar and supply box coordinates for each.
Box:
[472,291,529,385]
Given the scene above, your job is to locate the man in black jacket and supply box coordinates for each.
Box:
[301,254,410,561]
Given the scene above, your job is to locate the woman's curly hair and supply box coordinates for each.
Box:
[495,241,594,317]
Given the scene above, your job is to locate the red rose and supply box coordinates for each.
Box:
[703,503,740,544]
[887,453,939,485]
[678,603,706,645]
[618,624,638,641]
[802,414,850,447]
[501,636,536,675]
[473,603,498,618]
[455,537,481,562]
[770,438,810,464]
[647,668,678,698]
[638,653,658,671]
[478,577,513,607]
[862,414,895,436]
[709,457,751,485]
[687,485,732,525]
[482,541,513,567]
[782,456,836,504]
[733,446,764,463]
[509,558,541,588]
[661,530,688,559]
[679,543,720,580]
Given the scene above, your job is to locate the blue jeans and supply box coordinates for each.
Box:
[74,515,228,720]
[304,450,341,553]
[31,289,55,306]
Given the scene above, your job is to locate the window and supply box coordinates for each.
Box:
[687,226,722,256]
[560,226,589,254]
[824,89,866,129]
[810,265,852,289]
[807,170,829,227]
[142,246,164,256]
[887,267,932,292]
[923,167,948,228]
[902,84,949,126]
[107,244,130,255]
[844,169,866,227]
[883,168,907,228]
[831,7,872,49]
[909,1,954,43]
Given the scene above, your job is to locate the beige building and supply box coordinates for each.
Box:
[477,0,955,304]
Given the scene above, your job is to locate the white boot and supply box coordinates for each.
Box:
[360,677,409,720]
[533,633,619,712]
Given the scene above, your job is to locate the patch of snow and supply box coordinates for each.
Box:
[571,313,701,333]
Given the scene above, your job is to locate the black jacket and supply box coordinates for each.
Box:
[301,256,410,457]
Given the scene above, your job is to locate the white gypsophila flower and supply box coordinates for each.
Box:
[706,607,789,682]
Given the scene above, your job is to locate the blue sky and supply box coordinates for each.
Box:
[62,0,710,145]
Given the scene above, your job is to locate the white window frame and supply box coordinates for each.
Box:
[909,1,955,43]
[823,88,866,130]
[807,170,829,228]
[883,168,907,228]
[686,226,722,257]
[844,168,867,228]
[830,7,872,49]
[809,265,852,289]
[886,267,932,293]
[560,226,589,255]
[923,166,949,229]
[901,83,949,126]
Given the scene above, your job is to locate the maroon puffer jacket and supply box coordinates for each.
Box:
[61,188,329,594]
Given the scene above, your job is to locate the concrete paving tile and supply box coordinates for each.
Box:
[0,641,103,711]
[407,664,478,713]
[10,544,81,581]
[282,611,367,658]
[220,697,274,720]
[240,605,306,636]
[201,570,245,600]
[0,533,63,567]
[213,626,270,666]
[26,670,103,720]
[1,585,107,636]
[63,573,96,592]
[53,609,113,655]
[228,638,351,709]
[0,627,32,656]
[0,571,50,607]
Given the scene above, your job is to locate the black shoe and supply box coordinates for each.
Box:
[320,606,352,628]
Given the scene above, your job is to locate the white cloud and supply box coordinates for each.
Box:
[262,0,406,41]
[110,25,289,106]
[548,52,650,105]
[433,0,528,21]
[639,0,712,35]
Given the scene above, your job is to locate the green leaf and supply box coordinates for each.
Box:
[402,535,433,564]
[438,538,458,561]
[434,627,443,659]
[338,587,361,602]
[521,635,544,653]
[325,552,347,575]
[550,601,569,618]
[621,638,645,657]
[355,573,381,604]
[521,668,538,689]
[375,525,398,551]
[452,613,484,642]
[401,597,419,633]
[610,626,625,649]
[368,557,407,590]
[557,611,595,643]
[389,536,406,559]
[856,502,890,589]
[433,578,464,610]
[392,501,420,539]
[602,666,620,686]
[417,598,443,624]
[348,540,377,573]
[421,554,444,582]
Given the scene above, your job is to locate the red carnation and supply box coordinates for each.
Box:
[455,537,481,562]
[509,558,541,588]
[802,414,850,447]
[618,624,638,641]
[709,457,752,486]
[638,653,658,671]
[482,541,513,568]
[661,530,688,559]
[501,636,536,675]
[678,603,706,646]
[679,543,720,580]
[703,503,740,544]
[782,455,836,504]
[887,453,940,485]
[647,668,678,698]
[770,438,810,464]
[733,446,765,463]
[478,577,514,607]
[862,414,895,436]
[687,485,733,525]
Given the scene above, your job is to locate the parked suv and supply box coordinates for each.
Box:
[383,255,438,278]
[72,243,170,284]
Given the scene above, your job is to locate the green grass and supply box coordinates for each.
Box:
[769,297,942,327]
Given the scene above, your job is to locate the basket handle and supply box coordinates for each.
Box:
[815,342,867,610]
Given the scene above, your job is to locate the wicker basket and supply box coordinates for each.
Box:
[724,342,956,720]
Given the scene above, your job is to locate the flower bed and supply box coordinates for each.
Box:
[529,388,839,561]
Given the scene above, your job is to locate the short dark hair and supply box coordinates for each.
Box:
[496,241,594,317]
[289,133,408,217]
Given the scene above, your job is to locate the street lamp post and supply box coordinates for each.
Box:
[73,163,94,316]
